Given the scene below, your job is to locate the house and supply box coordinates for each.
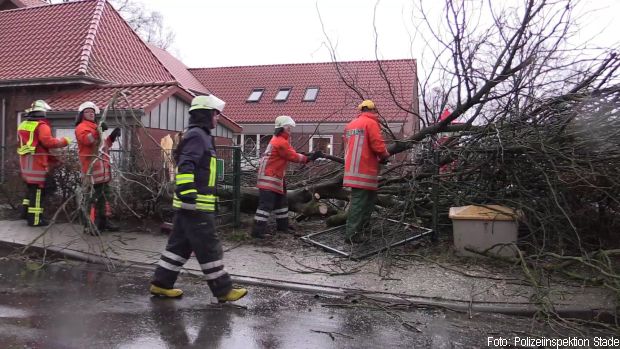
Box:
[0,0,241,177]
[189,60,419,157]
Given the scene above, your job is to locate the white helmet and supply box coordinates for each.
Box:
[275,115,296,128]
[78,101,100,114]
[189,94,226,113]
[27,100,52,113]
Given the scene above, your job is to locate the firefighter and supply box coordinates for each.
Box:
[75,101,121,233]
[17,100,71,227]
[251,115,322,238]
[343,100,391,243]
[150,95,247,302]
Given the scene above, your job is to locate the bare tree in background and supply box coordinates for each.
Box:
[49,0,175,49]
[111,0,175,49]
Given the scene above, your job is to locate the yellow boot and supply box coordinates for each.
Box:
[150,284,183,298]
[217,287,248,303]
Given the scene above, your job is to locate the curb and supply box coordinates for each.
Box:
[2,240,616,322]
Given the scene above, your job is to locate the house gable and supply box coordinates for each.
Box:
[0,0,174,86]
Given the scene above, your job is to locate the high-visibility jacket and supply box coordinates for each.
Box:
[257,132,308,194]
[75,120,113,184]
[172,126,218,212]
[17,119,68,186]
[343,112,390,191]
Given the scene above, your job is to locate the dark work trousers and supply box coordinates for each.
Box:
[88,183,112,228]
[345,188,378,238]
[25,183,45,226]
[251,189,289,237]
[22,176,55,221]
[152,209,232,297]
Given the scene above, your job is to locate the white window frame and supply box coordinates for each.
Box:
[303,87,319,101]
[247,88,264,102]
[274,88,291,102]
[309,135,333,156]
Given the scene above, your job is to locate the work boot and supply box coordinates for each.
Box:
[150,284,183,298]
[96,217,120,232]
[217,287,248,303]
[29,219,49,227]
[345,233,367,244]
[103,219,120,232]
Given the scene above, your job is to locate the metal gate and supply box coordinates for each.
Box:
[215,145,241,228]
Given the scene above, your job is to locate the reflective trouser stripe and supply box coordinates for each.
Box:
[200,259,223,270]
[27,188,42,225]
[158,259,182,272]
[162,250,188,264]
[204,269,226,280]
[254,209,270,221]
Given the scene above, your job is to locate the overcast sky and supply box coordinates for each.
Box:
[142,0,619,69]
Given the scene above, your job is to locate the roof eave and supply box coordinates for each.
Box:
[0,75,110,88]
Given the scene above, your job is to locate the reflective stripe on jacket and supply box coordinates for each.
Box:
[75,120,113,184]
[172,126,218,212]
[257,132,307,194]
[17,119,68,185]
[343,112,389,191]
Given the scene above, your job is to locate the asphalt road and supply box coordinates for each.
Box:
[0,246,614,348]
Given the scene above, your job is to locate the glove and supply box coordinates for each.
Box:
[308,150,324,161]
[100,122,109,131]
[110,127,121,142]
[63,137,72,145]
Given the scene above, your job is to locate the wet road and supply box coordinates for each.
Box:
[0,248,612,348]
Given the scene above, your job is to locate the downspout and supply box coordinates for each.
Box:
[1,98,5,183]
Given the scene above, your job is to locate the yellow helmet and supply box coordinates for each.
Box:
[189,94,226,113]
[357,99,376,110]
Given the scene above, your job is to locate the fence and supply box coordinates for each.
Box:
[1,145,242,228]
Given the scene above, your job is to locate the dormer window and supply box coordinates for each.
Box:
[247,88,264,102]
[274,88,291,102]
[303,87,319,101]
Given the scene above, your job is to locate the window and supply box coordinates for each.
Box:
[246,88,264,102]
[274,88,291,102]
[303,87,319,101]
[309,135,333,156]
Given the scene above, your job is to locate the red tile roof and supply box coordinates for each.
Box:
[45,82,242,132]
[189,59,417,124]
[0,0,174,84]
[148,44,210,95]
[46,82,183,112]
[11,0,47,7]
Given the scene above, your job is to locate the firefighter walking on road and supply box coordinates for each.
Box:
[150,95,247,302]
[17,100,71,227]
[251,115,322,239]
[75,101,121,233]
[343,100,391,243]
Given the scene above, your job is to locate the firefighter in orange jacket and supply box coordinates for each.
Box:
[17,100,70,227]
[251,115,322,238]
[343,100,391,243]
[75,101,121,233]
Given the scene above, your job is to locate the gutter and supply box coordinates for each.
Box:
[1,98,4,182]
[0,76,109,88]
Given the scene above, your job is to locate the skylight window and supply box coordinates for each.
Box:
[303,87,319,101]
[274,88,291,102]
[247,88,264,102]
